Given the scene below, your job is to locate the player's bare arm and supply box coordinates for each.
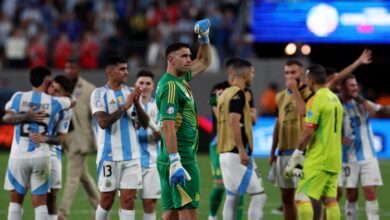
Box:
[190,19,212,79]
[297,126,315,151]
[30,133,65,145]
[328,48,372,90]
[286,77,306,117]
[269,119,280,165]
[376,105,390,115]
[2,110,46,124]
[162,120,178,154]
[230,112,249,166]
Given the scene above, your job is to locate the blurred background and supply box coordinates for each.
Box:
[1,0,389,156]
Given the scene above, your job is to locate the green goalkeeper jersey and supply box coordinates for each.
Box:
[304,87,343,173]
[156,70,199,164]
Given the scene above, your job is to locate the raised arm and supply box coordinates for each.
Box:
[328,49,372,90]
[190,19,212,79]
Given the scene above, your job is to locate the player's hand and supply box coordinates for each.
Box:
[169,153,191,187]
[269,153,277,166]
[284,149,304,178]
[29,133,48,145]
[239,149,249,166]
[357,48,372,65]
[286,77,298,91]
[194,18,210,44]
[124,87,141,110]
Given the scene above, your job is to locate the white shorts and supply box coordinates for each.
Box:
[274,155,298,189]
[4,157,50,195]
[139,167,161,199]
[98,160,142,192]
[219,153,265,195]
[337,163,347,188]
[50,156,62,189]
[343,158,383,188]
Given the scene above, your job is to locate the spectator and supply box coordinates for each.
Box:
[54,33,73,69]
[79,31,99,69]
[258,82,278,116]
[5,28,27,68]
[27,34,47,68]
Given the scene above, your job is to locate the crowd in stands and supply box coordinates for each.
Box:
[0,0,254,71]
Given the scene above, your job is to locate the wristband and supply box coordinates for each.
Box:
[169,152,180,164]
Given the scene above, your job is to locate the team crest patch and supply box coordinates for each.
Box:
[167,106,175,114]
[106,179,111,187]
[307,110,313,118]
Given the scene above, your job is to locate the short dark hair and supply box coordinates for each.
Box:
[105,56,127,67]
[285,60,303,67]
[53,75,73,94]
[325,67,337,76]
[65,57,78,65]
[306,64,327,84]
[165,43,190,58]
[225,58,252,70]
[341,74,356,87]
[136,69,154,80]
[30,66,51,87]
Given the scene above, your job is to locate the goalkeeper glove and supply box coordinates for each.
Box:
[194,18,211,44]
[169,153,191,187]
[284,149,305,179]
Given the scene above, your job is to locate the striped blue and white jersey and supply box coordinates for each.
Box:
[5,91,71,159]
[50,109,73,160]
[91,84,140,163]
[137,98,160,168]
[342,100,381,162]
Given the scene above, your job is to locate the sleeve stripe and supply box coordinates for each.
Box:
[305,122,318,128]
[168,81,176,104]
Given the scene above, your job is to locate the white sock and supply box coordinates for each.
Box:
[48,214,58,220]
[248,193,267,220]
[119,209,135,220]
[35,205,48,220]
[345,201,358,220]
[96,205,109,220]
[222,194,237,220]
[366,200,379,220]
[208,216,217,220]
[8,202,22,220]
[143,211,156,220]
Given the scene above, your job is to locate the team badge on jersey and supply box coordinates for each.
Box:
[307,110,313,118]
[167,106,174,114]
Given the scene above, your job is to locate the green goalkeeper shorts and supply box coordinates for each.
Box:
[297,168,338,200]
[209,136,222,180]
[157,161,200,212]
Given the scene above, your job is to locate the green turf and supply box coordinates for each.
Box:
[0,153,389,219]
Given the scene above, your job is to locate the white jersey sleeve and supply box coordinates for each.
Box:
[91,88,107,114]
[5,92,22,113]
[367,100,381,114]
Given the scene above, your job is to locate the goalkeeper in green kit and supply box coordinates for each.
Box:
[155,18,211,220]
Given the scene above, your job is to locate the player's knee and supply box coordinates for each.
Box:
[143,199,156,213]
[100,195,115,210]
[363,186,377,200]
[120,193,136,209]
[346,188,358,202]
[281,189,295,204]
